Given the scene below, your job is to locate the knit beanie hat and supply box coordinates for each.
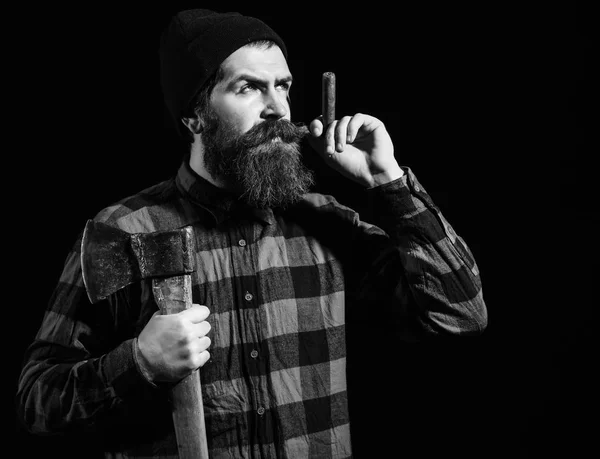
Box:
[159,9,288,136]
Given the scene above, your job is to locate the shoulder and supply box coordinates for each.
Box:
[91,177,196,233]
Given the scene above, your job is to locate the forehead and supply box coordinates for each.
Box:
[219,44,291,81]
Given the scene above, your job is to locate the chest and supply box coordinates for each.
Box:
[191,221,346,342]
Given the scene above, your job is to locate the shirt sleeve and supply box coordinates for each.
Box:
[351,167,487,341]
[15,232,164,435]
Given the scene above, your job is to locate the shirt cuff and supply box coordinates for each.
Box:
[366,166,423,217]
[101,338,159,398]
[132,338,159,388]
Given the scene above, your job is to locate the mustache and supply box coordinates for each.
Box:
[234,119,309,149]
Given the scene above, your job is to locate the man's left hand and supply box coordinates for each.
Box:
[307,113,403,188]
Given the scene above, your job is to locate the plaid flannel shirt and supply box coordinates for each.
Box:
[17,160,487,458]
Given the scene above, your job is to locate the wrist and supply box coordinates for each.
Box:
[133,338,157,385]
[368,164,404,188]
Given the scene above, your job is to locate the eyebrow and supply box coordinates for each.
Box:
[227,73,293,88]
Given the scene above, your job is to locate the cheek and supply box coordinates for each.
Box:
[212,99,257,135]
[231,112,257,135]
[217,111,257,137]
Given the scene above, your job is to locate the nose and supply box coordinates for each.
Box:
[262,89,288,120]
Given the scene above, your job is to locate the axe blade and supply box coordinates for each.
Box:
[80,220,141,304]
[80,220,195,304]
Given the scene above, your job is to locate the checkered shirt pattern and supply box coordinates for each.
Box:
[17,160,487,458]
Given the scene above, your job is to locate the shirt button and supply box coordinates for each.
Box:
[238,239,247,247]
[250,349,259,359]
[257,407,265,416]
[244,292,253,302]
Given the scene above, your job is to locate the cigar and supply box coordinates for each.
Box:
[322,72,336,130]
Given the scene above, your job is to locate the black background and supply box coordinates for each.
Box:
[9,1,591,458]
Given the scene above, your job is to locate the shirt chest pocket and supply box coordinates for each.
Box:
[201,378,251,439]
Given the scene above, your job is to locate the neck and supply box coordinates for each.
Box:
[189,141,232,190]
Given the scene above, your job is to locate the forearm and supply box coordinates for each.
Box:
[365,167,487,336]
[16,334,156,434]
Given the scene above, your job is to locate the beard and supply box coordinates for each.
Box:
[201,110,315,209]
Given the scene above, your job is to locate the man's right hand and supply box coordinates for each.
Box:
[136,304,211,383]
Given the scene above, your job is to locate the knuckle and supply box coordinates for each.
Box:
[179,333,197,349]
[179,347,192,361]
[173,315,189,329]
[179,322,193,336]
[180,328,195,344]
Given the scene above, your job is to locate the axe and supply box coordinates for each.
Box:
[80,219,209,459]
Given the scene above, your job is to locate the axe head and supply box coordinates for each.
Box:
[81,220,195,304]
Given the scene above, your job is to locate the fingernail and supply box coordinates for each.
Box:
[336,143,343,151]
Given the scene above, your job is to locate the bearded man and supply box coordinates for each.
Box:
[16,9,487,459]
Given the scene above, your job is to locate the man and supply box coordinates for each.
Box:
[16,8,487,458]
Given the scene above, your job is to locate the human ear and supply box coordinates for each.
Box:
[181,116,203,134]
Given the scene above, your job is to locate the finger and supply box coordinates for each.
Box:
[178,304,210,323]
[198,350,211,368]
[187,348,211,371]
[309,117,324,137]
[346,113,367,143]
[196,335,211,352]
[194,320,212,338]
[334,116,352,152]
[325,119,338,155]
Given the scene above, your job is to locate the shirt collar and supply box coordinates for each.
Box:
[175,159,275,226]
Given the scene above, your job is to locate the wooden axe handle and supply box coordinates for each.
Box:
[152,275,209,459]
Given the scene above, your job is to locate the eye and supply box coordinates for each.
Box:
[240,83,259,94]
